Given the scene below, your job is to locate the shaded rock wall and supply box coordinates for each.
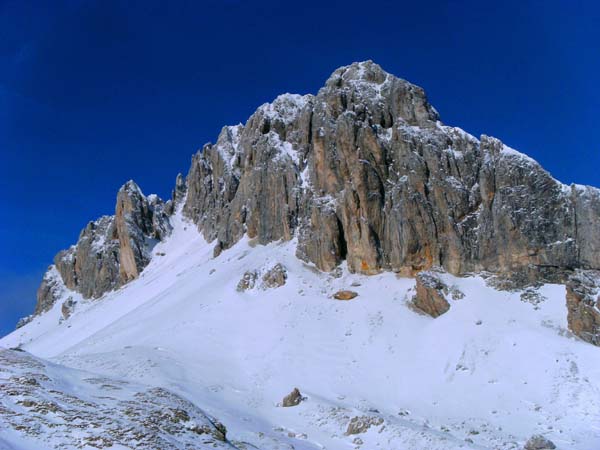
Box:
[182,61,600,281]
[34,181,172,314]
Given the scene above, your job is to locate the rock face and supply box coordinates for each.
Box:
[32,181,173,317]
[181,61,600,283]
[333,290,358,300]
[412,271,451,318]
[115,181,171,283]
[26,61,600,346]
[566,270,600,345]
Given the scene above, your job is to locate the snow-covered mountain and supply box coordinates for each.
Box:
[2,61,599,450]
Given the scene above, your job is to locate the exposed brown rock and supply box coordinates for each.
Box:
[345,416,384,435]
[181,61,599,283]
[27,61,600,335]
[412,271,451,318]
[333,290,358,300]
[61,297,76,320]
[116,181,171,283]
[236,271,257,292]
[281,387,304,407]
[261,264,287,289]
[566,270,600,345]
[31,181,171,319]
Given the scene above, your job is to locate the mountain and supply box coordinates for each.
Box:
[2,61,599,450]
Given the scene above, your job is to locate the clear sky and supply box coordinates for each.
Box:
[1,0,598,337]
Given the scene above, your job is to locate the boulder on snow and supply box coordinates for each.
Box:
[333,290,358,300]
[281,387,304,407]
[261,264,287,289]
[345,415,384,435]
[524,435,556,450]
[412,271,452,318]
[236,271,257,292]
[61,297,76,320]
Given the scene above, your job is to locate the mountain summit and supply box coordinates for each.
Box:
[3,62,600,450]
[24,60,600,345]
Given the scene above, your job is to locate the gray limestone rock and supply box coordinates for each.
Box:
[345,416,384,435]
[566,270,600,345]
[524,435,556,450]
[30,181,171,319]
[236,271,257,292]
[261,264,287,289]
[26,61,600,345]
[181,61,600,284]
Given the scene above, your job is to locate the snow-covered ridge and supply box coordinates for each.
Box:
[257,93,313,125]
[3,210,600,449]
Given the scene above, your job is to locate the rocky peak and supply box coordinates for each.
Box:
[23,62,600,346]
[32,181,172,316]
[321,60,439,126]
[115,180,171,283]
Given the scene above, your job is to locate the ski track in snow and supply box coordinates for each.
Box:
[2,210,600,450]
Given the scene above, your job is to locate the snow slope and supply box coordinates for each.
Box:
[2,210,599,450]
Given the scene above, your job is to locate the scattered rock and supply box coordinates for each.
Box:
[345,416,384,435]
[237,271,258,292]
[262,263,287,289]
[333,290,358,300]
[566,270,600,345]
[61,297,76,320]
[281,387,304,407]
[412,271,451,318]
[524,435,556,450]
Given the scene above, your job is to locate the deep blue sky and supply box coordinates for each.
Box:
[1,0,598,337]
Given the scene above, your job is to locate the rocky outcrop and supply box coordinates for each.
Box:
[27,61,600,344]
[281,387,304,407]
[31,181,172,318]
[412,271,465,317]
[165,173,187,215]
[333,290,358,300]
[236,271,257,292]
[566,270,600,345]
[60,297,76,320]
[261,263,287,288]
[524,435,556,450]
[345,415,384,435]
[236,264,288,291]
[412,271,453,318]
[115,181,171,283]
[53,215,120,300]
[181,61,600,284]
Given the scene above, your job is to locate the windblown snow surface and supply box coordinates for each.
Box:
[1,210,599,450]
